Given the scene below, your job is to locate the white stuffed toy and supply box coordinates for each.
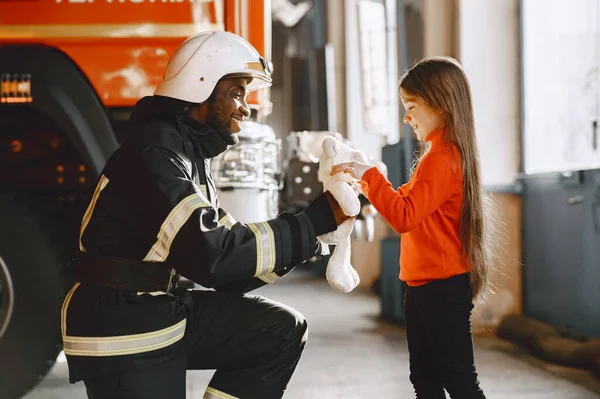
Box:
[317,136,369,293]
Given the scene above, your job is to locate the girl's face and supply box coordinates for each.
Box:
[400,90,445,141]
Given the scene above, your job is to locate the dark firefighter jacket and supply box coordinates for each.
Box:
[61,95,336,382]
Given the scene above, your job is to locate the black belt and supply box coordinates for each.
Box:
[73,252,179,294]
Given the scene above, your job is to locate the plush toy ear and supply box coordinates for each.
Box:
[322,136,339,159]
[352,149,368,164]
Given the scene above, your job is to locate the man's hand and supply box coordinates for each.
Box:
[330,162,374,181]
[324,191,354,226]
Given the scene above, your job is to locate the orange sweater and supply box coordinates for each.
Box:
[361,129,468,286]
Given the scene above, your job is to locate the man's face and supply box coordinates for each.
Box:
[205,77,251,145]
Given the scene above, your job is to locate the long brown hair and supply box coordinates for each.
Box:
[399,56,497,301]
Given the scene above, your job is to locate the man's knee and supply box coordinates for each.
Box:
[280,305,308,344]
[262,299,308,345]
[289,312,308,346]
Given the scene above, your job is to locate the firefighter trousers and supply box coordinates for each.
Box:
[83,289,308,399]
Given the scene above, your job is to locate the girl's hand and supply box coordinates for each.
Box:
[330,162,374,181]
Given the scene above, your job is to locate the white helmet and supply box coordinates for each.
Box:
[154,30,273,104]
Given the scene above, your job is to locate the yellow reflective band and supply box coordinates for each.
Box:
[79,175,109,252]
[0,23,225,39]
[204,387,239,399]
[218,213,236,229]
[61,282,81,337]
[63,319,186,357]
[144,193,211,262]
[247,222,275,278]
[247,223,263,276]
[136,291,167,296]
[244,61,265,73]
[258,272,280,284]
[199,184,208,200]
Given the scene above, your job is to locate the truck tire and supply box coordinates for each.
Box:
[0,195,71,399]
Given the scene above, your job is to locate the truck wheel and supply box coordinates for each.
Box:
[0,195,70,399]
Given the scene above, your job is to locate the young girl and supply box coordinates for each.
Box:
[331,56,496,398]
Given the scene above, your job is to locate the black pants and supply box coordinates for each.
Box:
[404,273,486,399]
[84,290,308,399]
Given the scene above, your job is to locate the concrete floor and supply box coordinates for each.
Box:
[24,270,600,399]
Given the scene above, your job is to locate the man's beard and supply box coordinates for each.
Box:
[222,128,239,145]
[207,106,238,146]
[210,123,238,146]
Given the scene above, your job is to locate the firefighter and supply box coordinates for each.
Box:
[61,31,352,399]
